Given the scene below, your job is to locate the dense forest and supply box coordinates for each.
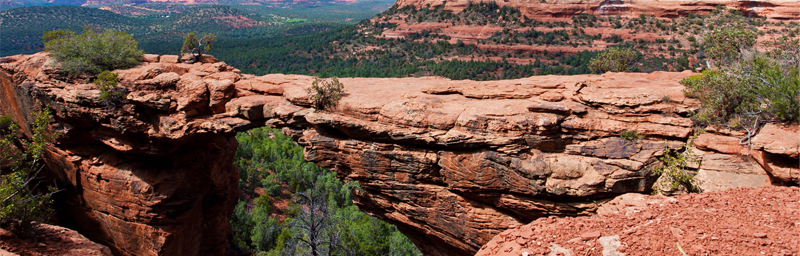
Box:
[196,3,799,80]
[0,0,385,12]
[208,3,613,79]
[0,3,387,56]
[209,21,604,80]
[231,127,421,256]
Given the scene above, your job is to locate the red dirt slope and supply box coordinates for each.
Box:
[477,186,800,256]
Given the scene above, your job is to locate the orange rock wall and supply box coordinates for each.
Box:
[0,54,240,256]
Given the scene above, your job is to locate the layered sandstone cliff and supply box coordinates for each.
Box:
[392,0,800,21]
[1,53,797,255]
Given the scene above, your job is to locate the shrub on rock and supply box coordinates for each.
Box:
[682,30,799,128]
[43,27,143,76]
[308,77,345,110]
[588,48,639,73]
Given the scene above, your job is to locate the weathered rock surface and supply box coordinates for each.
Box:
[393,0,800,21]
[1,52,797,256]
[476,186,800,256]
[1,53,240,256]
[0,223,113,256]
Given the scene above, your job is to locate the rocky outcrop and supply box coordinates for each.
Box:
[476,185,800,256]
[0,223,113,256]
[1,52,797,256]
[393,0,800,21]
[0,53,240,256]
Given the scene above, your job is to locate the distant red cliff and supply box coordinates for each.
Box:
[393,0,800,21]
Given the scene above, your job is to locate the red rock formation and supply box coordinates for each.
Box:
[392,0,800,21]
[0,53,241,256]
[1,223,113,256]
[476,186,800,256]
[0,53,797,255]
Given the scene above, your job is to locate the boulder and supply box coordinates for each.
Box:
[159,55,179,64]
[133,72,180,88]
[199,54,219,63]
[207,79,236,113]
[751,123,799,159]
[141,54,159,63]
[176,74,209,111]
[694,153,772,192]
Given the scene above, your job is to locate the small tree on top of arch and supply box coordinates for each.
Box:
[180,32,217,63]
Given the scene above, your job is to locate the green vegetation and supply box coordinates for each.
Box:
[681,30,799,129]
[588,48,639,73]
[0,4,388,56]
[388,3,527,27]
[0,109,59,234]
[661,94,672,103]
[231,127,420,255]
[181,32,217,63]
[2,6,144,56]
[308,77,345,110]
[210,21,610,80]
[654,133,702,195]
[94,71,126,106]
[619,130,642,141]
[43,27,143,75]
[4,2,800,81]
[285,18,307,23]
[703,25,757,64]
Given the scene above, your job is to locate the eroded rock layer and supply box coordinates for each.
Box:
[1,53,797,256]
[393,0,800,21]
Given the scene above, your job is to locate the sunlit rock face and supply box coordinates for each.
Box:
[392,0,800,21]
[1,53,796,255]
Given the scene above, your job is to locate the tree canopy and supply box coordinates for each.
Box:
[231,127,421,256]
[181,32,217,63]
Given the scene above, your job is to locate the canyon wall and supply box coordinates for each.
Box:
[392,0,800,21]
[0,53,241,256]
[1,53,797,255]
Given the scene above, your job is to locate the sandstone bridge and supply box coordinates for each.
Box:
[1,53,797,256]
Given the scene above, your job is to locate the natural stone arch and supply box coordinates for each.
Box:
[1,53,796,256]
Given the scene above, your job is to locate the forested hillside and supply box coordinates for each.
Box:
[3,3,798,80]
[211,24,600,80]
[0,3,388,56]
[0,0,387,12]
[0,6,143,54]
[209,4,798,80]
